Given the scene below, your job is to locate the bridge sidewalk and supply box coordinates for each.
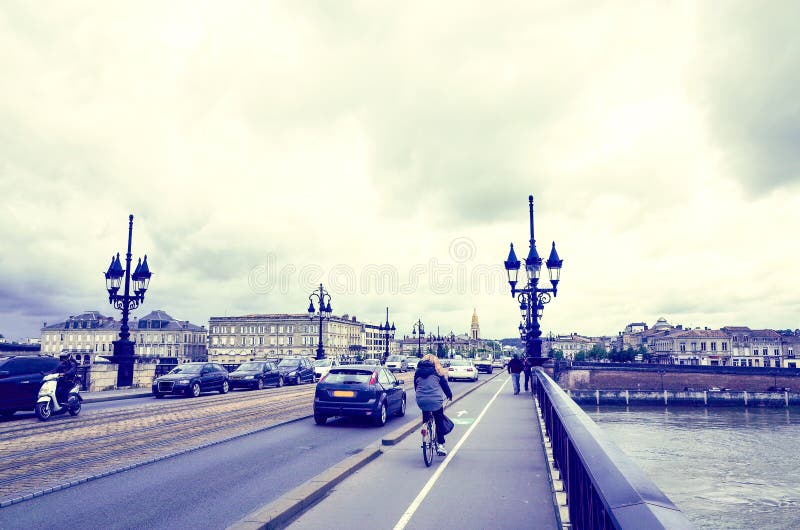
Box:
[286,374,560,530]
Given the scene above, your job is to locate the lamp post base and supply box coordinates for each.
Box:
[106,339,138,387]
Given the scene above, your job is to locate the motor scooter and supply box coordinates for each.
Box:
[35,373,82,421]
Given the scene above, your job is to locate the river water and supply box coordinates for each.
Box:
[582,406,800,530]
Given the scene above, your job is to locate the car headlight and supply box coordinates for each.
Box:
[245,375,255,379]
[179,379,191,384]
[289,371,297,377]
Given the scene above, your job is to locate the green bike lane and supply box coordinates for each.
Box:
[288,375,559,530]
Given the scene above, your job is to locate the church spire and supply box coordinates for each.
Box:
[470,308,480,340]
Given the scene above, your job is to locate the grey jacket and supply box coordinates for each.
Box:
[414,360,453,412]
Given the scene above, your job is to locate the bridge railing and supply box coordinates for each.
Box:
[533,369,694,529]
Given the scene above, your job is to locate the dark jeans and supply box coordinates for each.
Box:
[424,408,447,444]
[523,370,532,391]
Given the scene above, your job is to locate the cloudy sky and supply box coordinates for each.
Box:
[1,1,798,341]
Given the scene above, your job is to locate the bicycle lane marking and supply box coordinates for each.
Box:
[392,376,511,530]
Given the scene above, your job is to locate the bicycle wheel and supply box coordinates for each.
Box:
[422,417,435,467]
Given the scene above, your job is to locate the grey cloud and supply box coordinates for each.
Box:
[695,1,800,192]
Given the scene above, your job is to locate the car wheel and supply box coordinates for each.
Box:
[189,383,201,398]
[256,379,264,390]
[154,393,164,399]
[220,380,229,394]
[295,375,301,386]
[373,402,387,427]
[314,414,328,425]
[396,396,406,417]
[277,376,284,388]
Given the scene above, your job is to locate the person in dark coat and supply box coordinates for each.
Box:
[414,354,453,455]
[507,354,523,394]
[523,356,533,392]
[53,352,79,403]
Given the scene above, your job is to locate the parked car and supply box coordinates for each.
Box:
[385,355,408,373]
[0,355,61,418]
[313,365,406,426]
[152,362,230,398]
[474,358,493,374]
[363,358,381,367]
[277,357,315,385]
[406,357,420,371]
[313,358,339,382]
[229,361,283,390]
[448,359,479,381]
[768,386,792,392]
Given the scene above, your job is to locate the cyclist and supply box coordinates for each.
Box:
[414,354,453,455]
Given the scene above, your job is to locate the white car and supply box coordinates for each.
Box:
[492,358,505,369]
[447,359,478,382]
[385,355,408,372]
[406,357,420,370]
[313,358,338,381]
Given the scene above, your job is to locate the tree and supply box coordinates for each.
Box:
[550,348,564,360]
[585,344,607,361]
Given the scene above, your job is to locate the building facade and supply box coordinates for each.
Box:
[207,313,370,364]
[40,310,207,365]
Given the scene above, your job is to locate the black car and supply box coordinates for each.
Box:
[313,365,406,426]
[152,362,230,398]
[0,355,62,418]
[229,361,283,390]
[277,357,315,385]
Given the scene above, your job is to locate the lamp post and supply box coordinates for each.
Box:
[429,326,444,357]
[503,195,563,367]
[447,331,456,359]
[104,214,152,388]
[307,283,332,360]
[378,307,396,363]
[412,319,425,358]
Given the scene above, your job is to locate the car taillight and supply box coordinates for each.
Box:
[369,371,378,385]
[448,368,454,371]
[466,368,474,372]
[421,428,427,436]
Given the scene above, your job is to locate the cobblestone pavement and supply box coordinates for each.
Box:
[0,385,320,506]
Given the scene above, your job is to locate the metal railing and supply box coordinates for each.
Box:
[534,369,694,529]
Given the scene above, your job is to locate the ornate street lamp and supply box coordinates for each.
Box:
[307,283,332,360]
[429,327,444,357]
[411,319,425,358]
[445,331,457,359]
[104,214,152,388]
[378,307,396,363]
[503,195,563,367]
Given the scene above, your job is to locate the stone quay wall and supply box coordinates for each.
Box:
[548,362,800,392]
[86,363,157,391]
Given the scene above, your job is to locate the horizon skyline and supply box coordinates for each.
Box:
[2,304,795,343]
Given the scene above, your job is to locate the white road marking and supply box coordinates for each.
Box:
[392,376,510,530]
[456,410,467,417]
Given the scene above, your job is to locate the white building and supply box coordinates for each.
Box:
[40,310,207,364]
[207,313,367,364]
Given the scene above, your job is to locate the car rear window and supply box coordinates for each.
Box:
[324,369,374,384]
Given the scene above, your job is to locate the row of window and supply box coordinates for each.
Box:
[44,333,205,344]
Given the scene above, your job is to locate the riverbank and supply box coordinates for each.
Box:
[568,389,800,407]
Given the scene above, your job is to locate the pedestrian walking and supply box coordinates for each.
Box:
[523,356,532,392]
[507,354,523,394]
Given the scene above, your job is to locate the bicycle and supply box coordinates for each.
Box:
[421,410,439,467]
